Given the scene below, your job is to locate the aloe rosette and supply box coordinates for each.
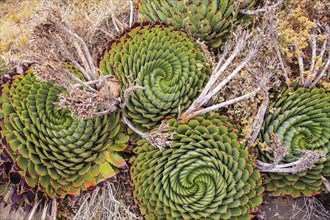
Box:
[100,25,210,131]
[0,72,128,199]
[138,0,254,48]
[131,113,263,219]
[258,86,330,197]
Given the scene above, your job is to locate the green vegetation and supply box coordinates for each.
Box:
[131,113,263,219]
[138,0,254,47]
[258,85,330,197]
[100,25,211,131]
[0,72,128,199]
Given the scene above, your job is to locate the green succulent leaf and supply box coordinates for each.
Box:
[138,0,255,47]
[0,72,128,199]
[100,25,211,131]
[258,85,330,197]
[130,113,263,219]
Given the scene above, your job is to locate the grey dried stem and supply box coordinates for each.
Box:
[57,76,120,120]
[321,176,330,192]
[28,2,130,119]
[27,198,57,220]
[73,182,138,220]
[41,202,49,220]
[122,114,174,151]
[120,84,145,108]
[304,24,330,88]
[245,89,269,148]
[245,56,278,148]
[28,201,40,220]
[240,0,285,15]
[292,196,330,220]
[181,29,262,121]
[267,12,291,84]
[257,149,326,174]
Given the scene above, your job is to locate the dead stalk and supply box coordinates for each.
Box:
[28,201,40,220]
[51,199,57,220]
[73,182,138,220]
[41,203,49,220]
[292,196,330,220]
[322,176,330,192]
[190,88,260,118]
[246,89,269,148]
[295,43,306,85]
[257,150,326,174]
[129,0,134,28]
[72,75,113,88]
[294,24,329,88]
[64,69,97,92]
[121,85,145,108]
[309,37,317,72]
[304,34,329,87]
[309,54,330,88]
[240,0,285,15]
[181,31,261,121]
[122,114,173,150]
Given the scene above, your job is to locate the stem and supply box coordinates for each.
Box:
[72,75,113,88]
[309,37,317,73]
[322,176,330,192]
[122,114,147,138]
[204,47,257,102]
[240,0,285,15]
[294,43,305,85]
[305,37,328,87]
[257,150,325,173]
[94,109,113,117]
[41,202,48,220]
[65,69,97,92]
[187,88,260,121]
[111,14,121,34]
[51,199,57,220]
[73,41,93,81]
[275,44,290,84]
[246,89,269,148]
[64,28,96,80]
[56,36,92,81]
[184,34,248,116]
[309,54,330,88]
[214,42,234,73]
[28,201,40,220]
[129,0,134,28]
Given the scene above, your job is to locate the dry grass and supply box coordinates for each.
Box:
[291,196,330,220]
[258,194,330,220]
[25,0,134,118]
[0,0,132,65]
[0,0,42,64]
[70,172,141,220]
[72,183,139,220]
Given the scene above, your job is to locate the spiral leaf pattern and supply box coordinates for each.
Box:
[0,72,128,198]
[100,25,211,131]
[131,113,263,219]
[258,86,330,197]
[138,0,255,48]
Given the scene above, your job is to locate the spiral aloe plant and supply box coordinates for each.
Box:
[0,71,128,200]
[131,113,263,219]
[100,25,211,131]
[258,86,330,197]
[138,0,254,48]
